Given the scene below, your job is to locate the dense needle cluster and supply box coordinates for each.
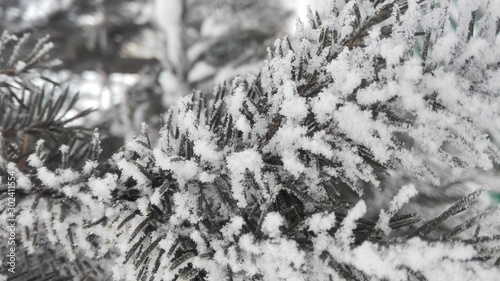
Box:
[1,0,500,280]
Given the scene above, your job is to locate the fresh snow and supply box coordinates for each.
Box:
[1,0,500,280]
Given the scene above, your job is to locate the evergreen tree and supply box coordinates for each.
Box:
[0,0,294,150]
[1,0,500,280]
[147,0,293,135]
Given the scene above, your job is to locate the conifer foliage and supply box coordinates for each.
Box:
[1,0,500,280]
